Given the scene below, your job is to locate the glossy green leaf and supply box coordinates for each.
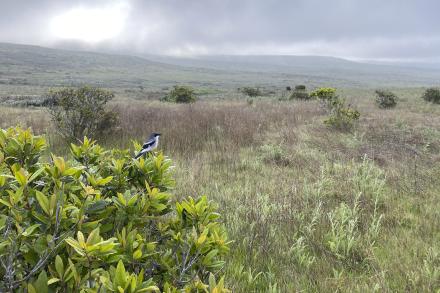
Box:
[35,191,50,215]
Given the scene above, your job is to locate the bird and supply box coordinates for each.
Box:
[134,132,161,159]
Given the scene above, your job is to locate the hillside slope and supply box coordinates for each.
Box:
[1,42,440,97]
[149,54,440,87]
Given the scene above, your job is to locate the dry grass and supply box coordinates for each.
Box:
[1,92,440,292]
[111,100,321,154]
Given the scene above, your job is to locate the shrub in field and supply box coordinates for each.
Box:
[311,87,360,130]
[310,87,337,101]
[375,90,398,108]
[162,85,196,103]
[0,127,229,292]
[421,87,440,104]
[324,104,360,130]
[240,87,262,97]
[310,87,340,110]
[46,86,119,141]
[289,85,310,100]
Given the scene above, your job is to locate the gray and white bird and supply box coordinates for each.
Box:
[134,132,161,159]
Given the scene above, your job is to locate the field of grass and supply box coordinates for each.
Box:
[2,87,440,291]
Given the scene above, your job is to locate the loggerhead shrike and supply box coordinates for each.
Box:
[134,132,161,159]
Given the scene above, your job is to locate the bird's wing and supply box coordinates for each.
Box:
[142,138,155,149]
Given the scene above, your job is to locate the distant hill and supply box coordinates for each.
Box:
[148,54,440,87]
[0,42,193,91]
[1,42,440,97]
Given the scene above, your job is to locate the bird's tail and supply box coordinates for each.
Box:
[134,150,149,159]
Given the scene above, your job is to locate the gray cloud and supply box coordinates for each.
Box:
[0,0,439,60]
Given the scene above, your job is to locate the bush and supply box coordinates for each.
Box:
[0,127,229,292]
[375,90,397,108]
[240,87,262,97]
[310,87,339,109]
[311,87,360,130]
[46,86,119,141]
[421,87,440,104]
[162,85,196,103]
[310,87,337,101]
[324,103,360,130]
[289,85,310,100]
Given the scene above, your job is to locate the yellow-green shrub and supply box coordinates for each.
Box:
[310,87,338,108]
[0,127,229,292]
[324,106,360,130]
[311,87,360,130]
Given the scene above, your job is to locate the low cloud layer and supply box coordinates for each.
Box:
[0,0,439,60]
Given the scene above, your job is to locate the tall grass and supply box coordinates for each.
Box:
[0,94,439,292]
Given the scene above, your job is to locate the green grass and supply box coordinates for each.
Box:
[1,90,439,291]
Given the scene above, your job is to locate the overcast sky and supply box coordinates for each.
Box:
[0,0,439,61]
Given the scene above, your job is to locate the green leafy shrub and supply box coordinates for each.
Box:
[46,86,119,141]
[312,88,360,130]
[0,127,229,292]
[310,87,338,107]
[421,87,440,104]
[162,85,196,103]
[324,105,360,130]
[289,85,310,100]
[375,90,397,108]
[240,87,262,97]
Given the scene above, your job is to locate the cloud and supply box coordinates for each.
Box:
[0,0,439,60]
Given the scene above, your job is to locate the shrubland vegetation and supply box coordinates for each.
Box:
[308,87,360,130]
[289,85,310,100]
[239,87,262,97]
[375,90,398,108]
[421,87,440,104]
[0,127,229,292]
[161,86,197,103]
[1,50,440,291]
[1,86,439,292]
[310,87,339,107]
[46,86,119,141]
